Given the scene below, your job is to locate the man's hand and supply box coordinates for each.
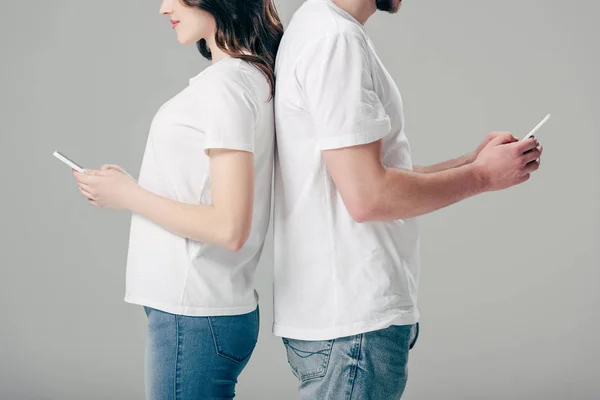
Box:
[468,131,518,164]
[414,132,519,174]
[473,134,543,191]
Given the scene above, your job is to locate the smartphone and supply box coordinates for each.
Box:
[53,151,84,173]
[522,114,551,141]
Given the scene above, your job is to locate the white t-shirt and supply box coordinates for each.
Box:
[125,57,274,316]
[273,0,420,340]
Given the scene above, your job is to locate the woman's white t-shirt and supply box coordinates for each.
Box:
[125,57,274,316]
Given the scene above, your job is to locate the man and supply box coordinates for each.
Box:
[273,0,543,398]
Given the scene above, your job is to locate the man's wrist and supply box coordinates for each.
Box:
[465,151,477,165]
[464,162,488,194]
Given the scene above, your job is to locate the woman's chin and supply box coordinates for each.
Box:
[176,33,198,46]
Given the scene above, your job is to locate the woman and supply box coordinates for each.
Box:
[73,0,282,398]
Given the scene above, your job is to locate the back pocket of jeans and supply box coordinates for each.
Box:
[208,309,259,364]
[283,338,334,382]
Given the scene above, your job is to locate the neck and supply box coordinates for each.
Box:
[332,0,376,24]
[205,34,230,64]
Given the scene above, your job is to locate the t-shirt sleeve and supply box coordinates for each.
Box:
[296,31,391,150]
[200,72,258,154]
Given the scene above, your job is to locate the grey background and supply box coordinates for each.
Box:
[1,0,598,399]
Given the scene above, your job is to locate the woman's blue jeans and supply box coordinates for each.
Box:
[144,306,259,400]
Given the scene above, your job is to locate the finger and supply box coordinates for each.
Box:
[522,148,542,164]
[523,159,540,174]
[78,184,94,197]
[85,169,107,177]
[77,182,92,191]
[78,186,95,200]
[88,199,100,207]
[75,172,98,185]
[74,170,98,184]
[73,170,87,184]
[490,131,518,142]
[490,132,517,145]
[515,137,538,153]
[101,164,121,171]
[518,173,531,185]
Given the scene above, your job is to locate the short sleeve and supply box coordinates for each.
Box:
[200,72,258,154]
[296,32,391,150]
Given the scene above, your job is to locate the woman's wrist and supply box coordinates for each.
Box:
[126,184,148,213]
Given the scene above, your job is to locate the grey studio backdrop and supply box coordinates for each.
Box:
[1,0,598,399]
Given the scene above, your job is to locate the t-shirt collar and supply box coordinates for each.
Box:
[188,52,250,85]
[309,0,366,30]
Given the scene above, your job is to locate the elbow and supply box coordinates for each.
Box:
[225,235,248,252]
[346,197,379,223]
[222,222,251,252]
[348,206,370,223]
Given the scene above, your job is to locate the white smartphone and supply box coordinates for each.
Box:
[53,151,84,173]
[522,114,551,140]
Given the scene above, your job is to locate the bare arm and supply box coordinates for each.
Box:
[129,149,253,251]
[76,149,254,251]
[323,134,541,222]
[413,132,511,174]
[413,153,473,174]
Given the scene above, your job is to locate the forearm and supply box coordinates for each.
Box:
[413,152,474,174]
[365,164,485,221]
[128,188,247,251]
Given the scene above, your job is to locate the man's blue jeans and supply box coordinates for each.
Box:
[283,323,419,400]
[144,306,259,400]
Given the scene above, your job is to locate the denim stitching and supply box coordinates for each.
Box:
[409,322,420,350]
[347,335,362,400]
[321,339,334,380]
[282,339,332,358]
[174,315,183,400]
[208,316,255,364]
[208,317,222,353]
[283,339,334,381]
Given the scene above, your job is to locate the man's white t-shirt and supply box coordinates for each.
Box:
[125,57,274,316]
[273,0,420,340]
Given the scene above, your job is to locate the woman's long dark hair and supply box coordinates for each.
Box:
[180,0,283,97]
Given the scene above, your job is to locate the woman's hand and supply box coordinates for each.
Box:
[73,165,140,210]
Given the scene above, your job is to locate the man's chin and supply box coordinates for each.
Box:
[376,0,402,14]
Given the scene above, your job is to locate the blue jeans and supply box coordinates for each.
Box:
[144,306,259,400]
[283,323,419,400]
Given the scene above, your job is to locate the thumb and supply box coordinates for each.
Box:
[490,133,517,146]
[85,169,108,177]
[101,164,126,174]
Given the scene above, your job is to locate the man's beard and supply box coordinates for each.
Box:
[376,0,401,13]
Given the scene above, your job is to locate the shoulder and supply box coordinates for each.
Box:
[288,22,368,64]
[289,1,367,44]
[192,58,263,110]
[294,29,371,72]
[196,59,249,91]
